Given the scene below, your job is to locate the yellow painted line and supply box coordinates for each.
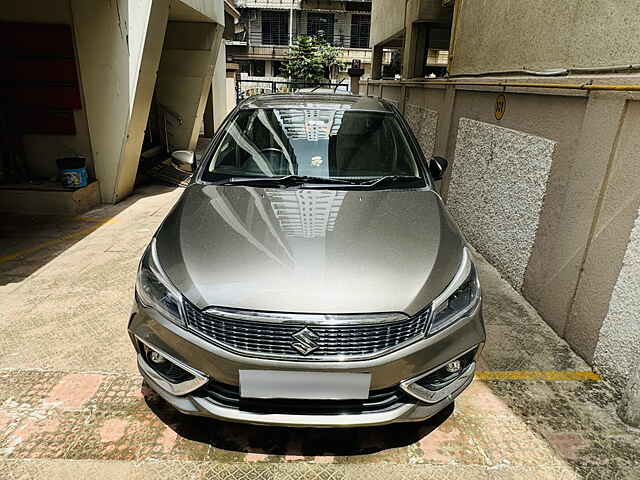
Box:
[476,370,601,381]
[0,218,117,264]
[72,216,114,223]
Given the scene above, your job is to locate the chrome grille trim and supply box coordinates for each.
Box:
[184,301,430,361]
[201,307,409,325]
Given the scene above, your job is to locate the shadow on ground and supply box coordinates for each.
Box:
[0,184,176,286]
[144,384,452,457]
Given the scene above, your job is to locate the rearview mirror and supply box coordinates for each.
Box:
[429,156,448,181]
[171,150,195,173]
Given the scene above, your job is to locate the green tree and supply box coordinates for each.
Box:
[283,35,339,84]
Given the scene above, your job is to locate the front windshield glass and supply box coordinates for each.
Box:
[202,108,421,181]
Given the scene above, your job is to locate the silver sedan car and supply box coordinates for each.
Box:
[128,93,485,427]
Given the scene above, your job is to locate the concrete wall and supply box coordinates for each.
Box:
[212,43,228,130]
[370,0,405,46]
[450,0,640,75]
[367,1,640,421]
[447,118,555,290]
[370,0,453,79]
[157,21,223,151]
[365,77,640,417]
[70,0,131,203]
[595,208,640,392]
[71,0,172,203]
[69,0,224,203]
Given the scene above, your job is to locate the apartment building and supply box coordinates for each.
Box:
[227,0,372,84]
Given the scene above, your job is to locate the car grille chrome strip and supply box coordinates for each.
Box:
[184,301,430,361]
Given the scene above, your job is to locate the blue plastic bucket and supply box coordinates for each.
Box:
[57,157,88,188]
[60,167,88,188]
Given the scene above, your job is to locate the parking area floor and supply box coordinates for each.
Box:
[1,184,639,479]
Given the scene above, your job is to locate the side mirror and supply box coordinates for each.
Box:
[429,156,448,181]
[171,150,195,173]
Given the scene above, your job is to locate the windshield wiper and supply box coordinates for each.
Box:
[220,175,359,187]
[356,175,425,189]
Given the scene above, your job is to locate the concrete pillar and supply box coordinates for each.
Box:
[371,45,383,80]
[347,60,364,95]
[212,42,227,131]
[402,22,427,80]
[156,21,223,151]
[618,363,640,427]
[71,0,170,203]
[203,44,227,136]
[203,89,215,137]
[117,1,170,200]
[226,63,240,113]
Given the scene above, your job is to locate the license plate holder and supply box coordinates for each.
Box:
[239,370,371,400]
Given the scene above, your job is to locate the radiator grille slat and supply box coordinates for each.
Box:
[184,301,429,361]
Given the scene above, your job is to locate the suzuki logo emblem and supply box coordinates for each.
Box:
[291,327,320,355]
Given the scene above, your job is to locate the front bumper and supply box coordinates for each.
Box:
[128,300,485,427]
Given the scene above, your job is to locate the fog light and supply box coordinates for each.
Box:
[445,360,462,373]
[149,350,166,364]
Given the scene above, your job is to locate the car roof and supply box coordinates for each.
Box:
[239,93,396,113]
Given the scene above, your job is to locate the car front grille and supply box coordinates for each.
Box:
[183,301,430,361]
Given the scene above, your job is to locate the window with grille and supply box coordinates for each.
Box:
[307,12,334,43]
[261,10,289,46]
[350,14,370,48]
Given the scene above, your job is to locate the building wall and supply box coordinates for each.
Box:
[450,0,640,75]
[365,77,640,408]
[367,0,640,420]
[157,21,223,151]
[70,0,224,203]
[212,42,228,130]
[370,0,405,45]
[595,208,640,392]
[71,0,172,203]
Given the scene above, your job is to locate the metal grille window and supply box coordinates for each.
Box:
[307,12,334,42]
[261,10,289,46]
[350,14,370,48]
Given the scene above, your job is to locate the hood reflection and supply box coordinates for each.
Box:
[266,189,347,239]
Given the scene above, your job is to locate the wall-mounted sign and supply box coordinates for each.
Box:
[495,94,506,120]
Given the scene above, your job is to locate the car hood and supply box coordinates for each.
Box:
[155,184,464,316]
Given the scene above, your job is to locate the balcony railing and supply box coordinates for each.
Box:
[251,32,370,48]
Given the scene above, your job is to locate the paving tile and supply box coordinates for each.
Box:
[1,410,89,459]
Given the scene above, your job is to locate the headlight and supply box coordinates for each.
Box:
[428,248,480,335]
[135,238,185,327]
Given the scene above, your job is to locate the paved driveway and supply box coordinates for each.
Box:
[1,185,638,479]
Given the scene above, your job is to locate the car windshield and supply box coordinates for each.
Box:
[202,108,422,183]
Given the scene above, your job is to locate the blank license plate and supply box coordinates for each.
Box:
[239,370,371,400]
